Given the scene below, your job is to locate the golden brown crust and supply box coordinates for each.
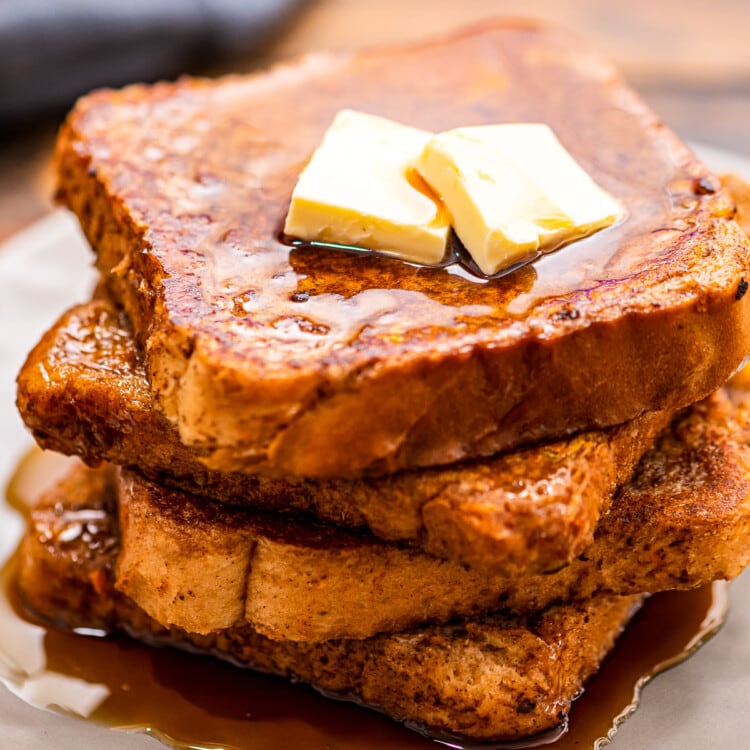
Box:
[54,19,750,477]
[116,386,750,638]
[19,384,750,642]
[16,470,640,741]
[17,298,669,576]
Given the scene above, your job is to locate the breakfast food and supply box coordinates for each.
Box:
[283,111,624,275]
[13,17,750,745]
[283,109,452,264]
[16,470,642,742]
[13,374,750,737]
[414,123,624,274]
[55,20,750,479]
[25,386,749,645]
[17,298,672,575]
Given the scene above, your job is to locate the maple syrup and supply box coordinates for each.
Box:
[0,449,731,750]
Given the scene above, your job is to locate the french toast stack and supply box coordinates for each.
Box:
[14,19,750,743]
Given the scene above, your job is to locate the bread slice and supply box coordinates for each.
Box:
[17,298,669,577]
[15,469,642,742]
[21,384,748,642]
[55,19,750,478]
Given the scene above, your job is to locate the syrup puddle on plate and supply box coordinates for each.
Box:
[0,448,730,750]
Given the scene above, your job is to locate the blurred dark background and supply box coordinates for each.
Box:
[0,1,308,122]
[1,0,749,242]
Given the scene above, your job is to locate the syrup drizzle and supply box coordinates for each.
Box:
[0,449,731,750]
[281,208,627,285]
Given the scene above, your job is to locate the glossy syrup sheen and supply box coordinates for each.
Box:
[72,22,733,362]
[0,449,730,750]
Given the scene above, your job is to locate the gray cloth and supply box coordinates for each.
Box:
[0,0,308,122]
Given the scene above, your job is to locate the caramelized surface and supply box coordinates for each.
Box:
[17,299,668,576]
[40,383,750,642]
[61,23,733,349]
[56,20,750,475]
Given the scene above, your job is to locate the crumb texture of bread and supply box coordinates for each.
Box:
[54,20,750,477]
[15,466,641,741]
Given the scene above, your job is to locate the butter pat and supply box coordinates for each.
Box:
[417,124,624,275]
[284,110,450,264]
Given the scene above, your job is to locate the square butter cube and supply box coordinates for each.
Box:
[417,124,624,276]
[284,110,450,264]
[462,124,625,236]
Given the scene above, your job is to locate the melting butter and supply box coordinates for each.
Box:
[283,110,450,264]
[417,123,624,276]
[285,113,623,278]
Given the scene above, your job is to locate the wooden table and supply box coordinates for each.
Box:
[2,0,749,244]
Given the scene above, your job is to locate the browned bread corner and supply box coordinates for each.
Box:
[54,19,750,478]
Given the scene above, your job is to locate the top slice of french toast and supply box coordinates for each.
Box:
[55,18,750,477]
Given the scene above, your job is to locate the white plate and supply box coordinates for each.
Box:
[1,145,750,749]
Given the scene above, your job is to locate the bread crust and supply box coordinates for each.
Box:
[16,468,641,741]
[114,387,750,640]
[18,385,750,642]
[17,299,668,576]
[54,20,750,477]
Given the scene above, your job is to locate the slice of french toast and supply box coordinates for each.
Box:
[15,468,642,742]
[18,298,669,578]
[19,384,750,642]
[55,19,750,478]
[112,386,750,640]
